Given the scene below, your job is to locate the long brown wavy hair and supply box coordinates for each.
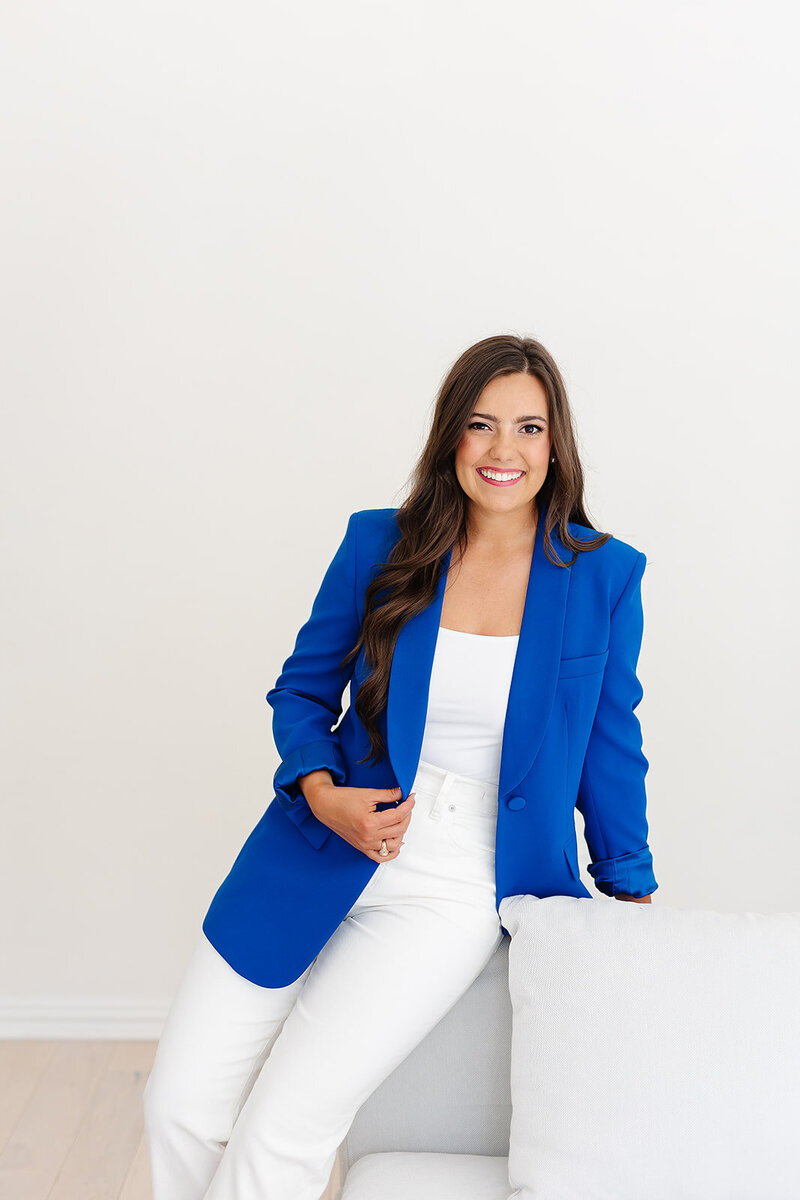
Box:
[341,333,611,768]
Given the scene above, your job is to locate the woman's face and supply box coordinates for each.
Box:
[453,373,552,519]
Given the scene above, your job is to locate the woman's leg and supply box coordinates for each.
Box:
[203,763,503,1200]
[142,931,312,1200]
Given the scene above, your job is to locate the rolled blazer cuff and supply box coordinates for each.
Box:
[586,844,659,898]
[272,738,346,848]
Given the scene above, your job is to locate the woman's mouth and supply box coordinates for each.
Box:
[476,467,526,487]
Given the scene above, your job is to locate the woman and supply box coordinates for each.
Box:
[143,333,658,1199]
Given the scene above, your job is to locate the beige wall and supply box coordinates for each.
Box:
[2,0,798,1035]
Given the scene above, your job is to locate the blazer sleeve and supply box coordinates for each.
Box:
[266,509,361,849]
[576,550,659,898]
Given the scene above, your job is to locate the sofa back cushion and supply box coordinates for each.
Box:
[499,895,800,1200]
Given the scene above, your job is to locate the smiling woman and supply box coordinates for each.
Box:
[143,333,658,1200]
[463,385,551,493]
[461,384,551,497]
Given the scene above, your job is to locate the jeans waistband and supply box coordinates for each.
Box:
[411,759,499,818]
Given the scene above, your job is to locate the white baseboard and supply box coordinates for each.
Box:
[0,997,171,1040]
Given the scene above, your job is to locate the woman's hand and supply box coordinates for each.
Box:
[303,782,416,863]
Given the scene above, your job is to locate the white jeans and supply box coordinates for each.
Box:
[142,759,504,1200]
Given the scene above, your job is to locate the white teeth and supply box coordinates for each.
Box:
[478,468,524,481]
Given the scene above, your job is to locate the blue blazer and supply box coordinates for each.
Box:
[202,502,658,987]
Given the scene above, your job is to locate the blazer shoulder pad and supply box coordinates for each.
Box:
[568,520,643,564]
[566,521,646,608]
[352,506,399,528]
[348,509,401,582]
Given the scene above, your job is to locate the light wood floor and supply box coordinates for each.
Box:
[0,1040,343,1200]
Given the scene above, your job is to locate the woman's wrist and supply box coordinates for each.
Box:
[298,769,336,810]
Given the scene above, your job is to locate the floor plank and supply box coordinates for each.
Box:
[0,1042,114,1200]
[47,1053,148,1200]
[118,1133,152,1200]
[0,1042,57,1155]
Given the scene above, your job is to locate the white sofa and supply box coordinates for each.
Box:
[336,896,800,1200]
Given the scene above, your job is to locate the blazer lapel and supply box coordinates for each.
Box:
[386,502,572,801]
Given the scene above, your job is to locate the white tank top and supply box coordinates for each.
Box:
[417,626,520,787]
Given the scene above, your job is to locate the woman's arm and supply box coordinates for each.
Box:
[575,550,659,900]
[266,511,362,847]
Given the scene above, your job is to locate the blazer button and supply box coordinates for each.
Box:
[507,795,526,810]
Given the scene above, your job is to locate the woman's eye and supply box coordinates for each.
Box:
[467,421,543,435]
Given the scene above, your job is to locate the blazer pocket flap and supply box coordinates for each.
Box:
[557,648,609,679]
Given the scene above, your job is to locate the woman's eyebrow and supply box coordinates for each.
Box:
[471,411,549,425]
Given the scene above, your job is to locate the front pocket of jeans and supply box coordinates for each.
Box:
[445,811,497,856]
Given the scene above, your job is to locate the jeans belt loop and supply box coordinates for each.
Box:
[428,770,456,821]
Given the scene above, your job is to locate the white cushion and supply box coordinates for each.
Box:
[498,895,800,1200]
[340,1150,510,1199]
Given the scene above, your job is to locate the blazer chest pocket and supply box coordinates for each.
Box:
[557,648,609,679]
